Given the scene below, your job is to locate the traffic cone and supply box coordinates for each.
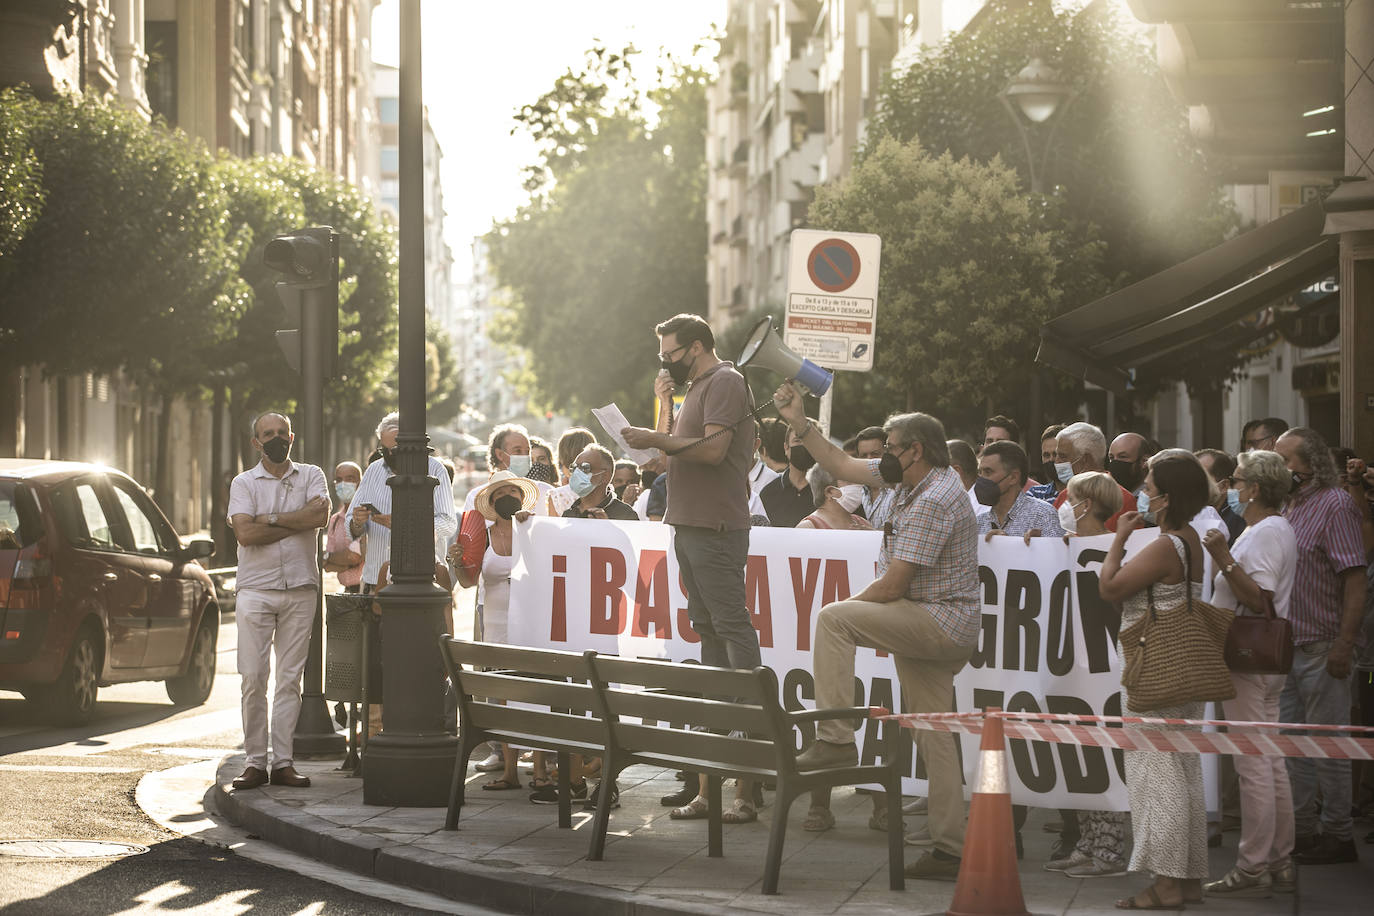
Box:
[947,708,1030,916]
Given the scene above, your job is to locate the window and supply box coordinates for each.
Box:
[52,482,117,550]
[0,482,42,549]
[378,97,399,125]
[380,146,398,173]
[111,486,164,555]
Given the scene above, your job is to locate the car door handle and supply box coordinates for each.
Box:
[103,572,119,581]
[147,573,162,582]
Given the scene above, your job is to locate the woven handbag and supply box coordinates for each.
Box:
[1120,540,1236,712]
[1224,589,1294,674]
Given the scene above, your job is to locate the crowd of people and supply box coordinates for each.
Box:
[223,313,1374,902]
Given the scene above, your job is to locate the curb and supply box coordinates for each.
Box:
[210,756,720,916]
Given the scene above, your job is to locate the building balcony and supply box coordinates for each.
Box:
[730,215,748,248]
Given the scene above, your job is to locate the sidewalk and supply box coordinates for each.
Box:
[208,753,1373,915]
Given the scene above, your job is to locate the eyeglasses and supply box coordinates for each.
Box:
[882,442,911,455]
[658,342,689,362]
[1243,436,1273,450]
[571,462,601,474]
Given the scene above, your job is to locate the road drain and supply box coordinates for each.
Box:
[0,840,149,859]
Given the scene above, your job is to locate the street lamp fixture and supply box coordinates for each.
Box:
[999,57,1075,193]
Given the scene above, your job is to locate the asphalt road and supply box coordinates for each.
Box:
[0,616,435,915]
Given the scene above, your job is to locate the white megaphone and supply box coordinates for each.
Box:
[736,315,833,396]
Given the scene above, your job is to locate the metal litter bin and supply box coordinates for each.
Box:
[325,593,372,703]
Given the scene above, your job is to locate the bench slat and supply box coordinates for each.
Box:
[465,703,603,745]
[613,722,778,771]
[601,688,775,736]
[443,639,590,678]
[590,655,763,697]
[457,670,595,711]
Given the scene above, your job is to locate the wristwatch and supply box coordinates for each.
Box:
[268,513,280,526]
[1222,560,1236,575]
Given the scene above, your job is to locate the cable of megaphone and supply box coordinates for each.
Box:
[735,315,833,396]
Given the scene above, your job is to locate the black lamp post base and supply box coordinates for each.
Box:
[362,731,458,806]
[293,694,347,756]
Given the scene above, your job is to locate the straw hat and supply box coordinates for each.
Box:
[473,469,540,521]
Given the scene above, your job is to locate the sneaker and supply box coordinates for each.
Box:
[1044,850,1091,873]
[529,781,586,805]
[904,849,960,881]
[1064,860,1129,879]
[903,797,928,815]
[1294,835,1358,865]
[1204,866,1272,897]
[1293,832,1322,854]
[904,826,933,847]
[795,740,858,770]
[660,782,697,807]
[474,752,504,772]
[584,780,620,810]
[1270,860,1297,894]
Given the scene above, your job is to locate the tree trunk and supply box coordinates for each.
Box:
[210,385,228,565]
[155,389,174,517]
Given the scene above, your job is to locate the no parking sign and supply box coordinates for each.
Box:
[784,229,881,371]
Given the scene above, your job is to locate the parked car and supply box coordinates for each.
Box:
[0,459,219,724]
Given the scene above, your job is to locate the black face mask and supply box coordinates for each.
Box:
[878,448,913,484]
[789,445,816,472]
[261,436,291,464]
[1108,459,1143,493]
[1290,471,1310,493]
[493,494,523,519]
[661,348,695,385]
[526,462,557,485]
[973,475,1002,507]
[1040,459,1057,486]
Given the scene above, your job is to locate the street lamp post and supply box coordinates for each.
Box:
[362,0,458,807]
[1001,56,1074,438]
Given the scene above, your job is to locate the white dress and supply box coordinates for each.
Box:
[1118,533,1209,879]
[475,544,515,645]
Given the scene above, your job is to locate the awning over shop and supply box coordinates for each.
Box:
[1036,201,1338,394]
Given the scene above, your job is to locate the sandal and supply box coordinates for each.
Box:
[1115,885,1184,910]
[803,805,835,832]
[669,796,709,820]
[721,799,757,824]
[482,777,522,791]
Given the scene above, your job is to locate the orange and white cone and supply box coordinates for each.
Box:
[947,708,1030,916]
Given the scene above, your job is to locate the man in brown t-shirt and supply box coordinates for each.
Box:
[623,313,762,821]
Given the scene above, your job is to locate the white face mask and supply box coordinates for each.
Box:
[1058,499,1083,534]
[837,484,865,513]
[1054,461,1075,484]
[507,454,531,477]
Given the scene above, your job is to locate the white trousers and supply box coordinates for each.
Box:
[236,587,317,770]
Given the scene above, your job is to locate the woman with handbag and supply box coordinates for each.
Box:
[1099,453,1213,909]
[1201,449,1298,898]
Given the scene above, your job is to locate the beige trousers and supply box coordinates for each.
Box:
[813,596,974,856]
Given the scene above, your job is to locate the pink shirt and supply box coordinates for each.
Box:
[325,508,364,588]
[1283,483,1367,645]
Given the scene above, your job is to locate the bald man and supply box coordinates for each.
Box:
[1107,432,1150,497]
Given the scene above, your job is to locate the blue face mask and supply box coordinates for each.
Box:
[1136,490,1149,516]
[1054,461,1074,484]
[1226,488,1248,516]
[569,467,599,498]
[335,481,357,504]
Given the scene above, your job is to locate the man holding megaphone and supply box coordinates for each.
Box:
[622,313,764,823]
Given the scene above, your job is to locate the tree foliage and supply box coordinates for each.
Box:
[807,137,1060,424]
[486,45,710,417]
[868,1,1234,295]
[0,91,44,262]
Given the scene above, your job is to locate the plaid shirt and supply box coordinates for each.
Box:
[978,489,1064,538]
[1283,483,1368,645]
[875,462,981,646]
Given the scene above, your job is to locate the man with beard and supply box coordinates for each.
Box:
[1107,432,1152,501]
[761,427,821,528]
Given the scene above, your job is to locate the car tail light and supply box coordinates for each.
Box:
[3,541,54,611]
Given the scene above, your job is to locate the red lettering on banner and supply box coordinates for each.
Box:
[789,557,822,651]
[631,549,672,639]
[676,572,700,644]
[822,559,851,604]
[589,546,628,634]
[550,555,568,642]
[746,555,773,648]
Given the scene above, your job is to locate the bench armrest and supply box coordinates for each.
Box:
[787,705,890,725]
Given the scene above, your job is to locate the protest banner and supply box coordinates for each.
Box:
[509,518,1203,811]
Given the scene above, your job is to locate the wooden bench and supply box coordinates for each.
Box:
[439,638,905,895]
[440,639,604,830]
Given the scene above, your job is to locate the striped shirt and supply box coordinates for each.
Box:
[348,455,457,587]
[872,461,981,646]
[1283,483,1367,645]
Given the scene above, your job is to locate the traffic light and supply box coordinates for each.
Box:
[264,227,339,377]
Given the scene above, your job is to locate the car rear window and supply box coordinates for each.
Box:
[0,482,43,549]
[50,480,118,550]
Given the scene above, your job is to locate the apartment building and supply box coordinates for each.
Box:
[705,0,982,327]
[0,0,383,535]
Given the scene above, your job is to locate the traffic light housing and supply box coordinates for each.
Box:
[264,227,339,377]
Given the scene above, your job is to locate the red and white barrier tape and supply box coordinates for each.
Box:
[881,710,1374,761]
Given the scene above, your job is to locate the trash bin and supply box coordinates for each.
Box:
[325,593,373,703]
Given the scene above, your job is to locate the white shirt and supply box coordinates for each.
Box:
[228,460,329,591]
[1210,515,1298,619]
[1190,505,1231,600]
[749,461,781,498]
[349,455,457,587]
